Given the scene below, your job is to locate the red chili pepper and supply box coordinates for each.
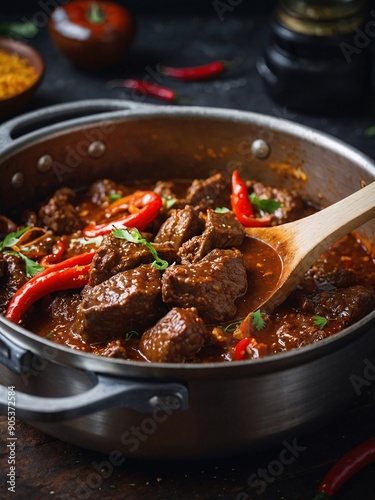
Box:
[107,79,178,102]
[37,251,95,279]
[83,190,162,238]
[159,60,226,81]
[231,170,271,227]
[313,438,375,499]
[5,264,91,324]
[234,338,254,361]
[40,240,66,268]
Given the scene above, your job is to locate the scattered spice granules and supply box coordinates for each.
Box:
[0,49,39,99]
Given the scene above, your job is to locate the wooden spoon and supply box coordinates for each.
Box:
[244,181,375,313]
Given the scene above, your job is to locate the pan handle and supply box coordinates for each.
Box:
[0,99,156,149]
[0,374,188,422]
[0,330,188,422]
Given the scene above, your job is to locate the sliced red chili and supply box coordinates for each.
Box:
[313,437,375,499]
[37,251,95,278]
[5,264,91,324]
[83,190,162,238]
[230,170,271,227]
[40,240,66,268]
[159,60,226,81]
[108,79,178,102]
[234,338,254,361]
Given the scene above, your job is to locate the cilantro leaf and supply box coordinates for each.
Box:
[214,207,231,213]
[0,226,31,252]
[112,227,169,270]
[249,193,282,214]
[313,315,328,330]
[124,330,140,342]
[251,309,266,331]
[5,250,44,278]
[109,193,121,203]
[162,197,177,210]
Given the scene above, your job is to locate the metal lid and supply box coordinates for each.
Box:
[277,0,367,36]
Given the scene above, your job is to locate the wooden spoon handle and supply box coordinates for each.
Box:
[244,182,375,313]
[288,181,375,256]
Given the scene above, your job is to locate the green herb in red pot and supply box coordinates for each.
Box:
[48,0,136,69]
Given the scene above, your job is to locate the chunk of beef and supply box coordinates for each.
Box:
[88,179,130,205]
[89,233,176,285]
[99,339,129,359]
[140,307,207,362]
[154,205,204,250]
[301,267,357,292]
[300,285,375,324]
[162,248,247,323]
[0,215,17,235]
[0,253,5,279]
[179,209,245,264]
[39,188,83,235]
[247,181,307,224]
[0,254,28,313]
[153,181,178,200]
[49,293,82,322]
[74,264,161,343]
[185,173,229,210]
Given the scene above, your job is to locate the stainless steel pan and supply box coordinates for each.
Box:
[0,99,374,459]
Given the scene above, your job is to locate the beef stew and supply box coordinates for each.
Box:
[0,173,374,363]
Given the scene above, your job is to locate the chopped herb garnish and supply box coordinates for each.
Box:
[124,330,140,342]
[162,197,177,210]
[249,193,282,214]
[251,309,266,331]
[0,21,38,38]
[112,227,169,271]
[45,331,56,339]
[109,193,121,203]
[214,207,231,213]
[222,320,242,332]
[5,250,44,278]
[0,226,30,252]
[313,315,328,330]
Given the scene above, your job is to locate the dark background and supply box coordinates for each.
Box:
[2,0,279,17]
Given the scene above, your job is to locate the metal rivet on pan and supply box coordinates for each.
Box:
[11,172,24,190]
[251,139,271,159]
[148,394,182,411]
[37,154,53,173]
[88,141,106,159]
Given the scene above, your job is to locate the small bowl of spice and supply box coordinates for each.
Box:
[0,38,44,118]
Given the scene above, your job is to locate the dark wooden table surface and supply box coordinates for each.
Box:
[1,3,375,499]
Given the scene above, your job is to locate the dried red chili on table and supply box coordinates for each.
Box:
[159,60,227,80]
[313,437,375,499]
[107,79,179,103]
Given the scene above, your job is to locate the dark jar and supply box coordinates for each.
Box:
[257,0,373,114]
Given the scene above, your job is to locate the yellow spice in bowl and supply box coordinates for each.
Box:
[0,49,39,99]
